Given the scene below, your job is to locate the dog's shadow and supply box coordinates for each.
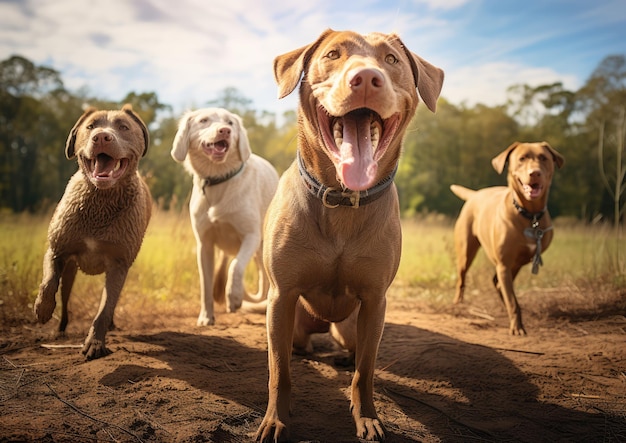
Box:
[100,330,359,441]
[379,322,623,442]
[100,325,622,442]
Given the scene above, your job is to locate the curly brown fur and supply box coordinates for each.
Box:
[34,104,151,360]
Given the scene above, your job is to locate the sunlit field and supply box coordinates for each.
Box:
[398,216,626,295]
[1,209,625,326]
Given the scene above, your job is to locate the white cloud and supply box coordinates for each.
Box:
[0,0,618,119]
[411,0,471,10]
[442,62,581,107]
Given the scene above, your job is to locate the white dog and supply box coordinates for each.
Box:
[171,108,279,325]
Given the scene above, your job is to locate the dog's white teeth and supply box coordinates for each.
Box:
[113,160,121,172]
[370,123,380,149]
[333,119,343,147]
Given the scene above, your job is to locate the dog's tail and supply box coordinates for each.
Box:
[450,184,476,201]
[240,299,267,314]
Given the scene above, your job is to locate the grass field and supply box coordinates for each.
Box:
[1,209,625,326]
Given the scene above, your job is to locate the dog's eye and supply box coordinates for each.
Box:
[119,124,129,131]
[227,120,234,126]
[326,50,340,60]
[385,54,398,65]
[538,154,547,161]
[199,118,208,123]
[86,124,94,130]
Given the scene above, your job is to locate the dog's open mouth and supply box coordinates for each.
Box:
[318,106,401,191]
[202,139,229,159]
[520,179,544,200]
[83,153,128,187]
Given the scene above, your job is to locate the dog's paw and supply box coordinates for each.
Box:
[81,338,111,360]
[355,417,385,441]
[509,325,527,336]
[197,314,215,326]
[255,415,288,442]
[33,296,56,324]
[509,318,527,336]
[226,295,243,313]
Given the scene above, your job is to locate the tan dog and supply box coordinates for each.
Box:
[171,108,279,326]
[33,104,152,360]
[451,141,565,335]
[256,29,444,442]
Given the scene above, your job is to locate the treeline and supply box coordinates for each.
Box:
[1,54,625,222]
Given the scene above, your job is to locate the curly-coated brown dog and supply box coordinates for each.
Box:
[33,104,151,360]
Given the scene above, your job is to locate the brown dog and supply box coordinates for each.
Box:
[450,141,565,335]
[33,104,151,360]
[256,29,444,442]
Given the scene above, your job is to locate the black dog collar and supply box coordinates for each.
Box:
[297,150,396,209]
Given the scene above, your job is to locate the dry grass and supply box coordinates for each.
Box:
[1,210,625,328]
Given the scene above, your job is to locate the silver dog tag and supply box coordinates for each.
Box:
[524,227,544,239]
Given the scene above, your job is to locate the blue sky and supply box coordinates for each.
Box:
[1,0,624,119]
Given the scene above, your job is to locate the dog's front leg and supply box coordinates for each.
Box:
[256,287,297,442]
[58,260,78,336]
[226,233,260,312]
[34,248,64,324]
[197,239,216,326]
[495,264,526,335]
[351,295,386,441]
[82,266,128,360]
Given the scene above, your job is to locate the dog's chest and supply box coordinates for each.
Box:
[73,237,111,274]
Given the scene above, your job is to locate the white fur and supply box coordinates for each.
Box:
[171,108,279,325]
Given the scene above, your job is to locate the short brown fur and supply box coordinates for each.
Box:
[451,141,565,335]
[256,29,444,442]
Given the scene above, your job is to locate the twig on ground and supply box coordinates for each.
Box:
[571,393,603,399]
[468,308,495,321]
[45,382,144,443]
[15,368,24,387]
[490,347,545,356]
[382,386,496,441]
[2,355,17,368]
[379,359,399,372]
[136,410,171,435]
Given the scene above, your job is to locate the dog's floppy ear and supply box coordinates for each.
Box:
[491,142,520,175]
[274,28,334,99]
[399,37,444,113]
[171,111,194,162]
[541,141,565,169]
[65,107,97,159]
[122,104,150,157]
[232,113,251,162]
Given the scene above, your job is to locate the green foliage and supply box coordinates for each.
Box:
[398,99,519,216]
[1,54,626,223]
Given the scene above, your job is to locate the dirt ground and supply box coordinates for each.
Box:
[1,286,625,443]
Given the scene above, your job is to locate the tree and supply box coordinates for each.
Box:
[0,56,70,212]
[397,99,518,216]
[578,55,626,222]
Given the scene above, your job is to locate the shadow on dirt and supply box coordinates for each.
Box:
[99,324,624,442]
[379,322,625,442]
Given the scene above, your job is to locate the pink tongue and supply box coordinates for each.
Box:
[338,113,377,191]
[94,154,115,177]
[523,184,540,199]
